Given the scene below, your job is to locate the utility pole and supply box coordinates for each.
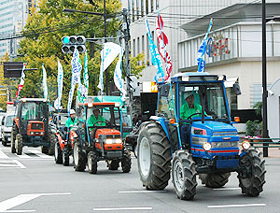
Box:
[123,8,132,116]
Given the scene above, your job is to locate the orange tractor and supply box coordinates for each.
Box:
[70,102,131,174]
[11,98,54,155]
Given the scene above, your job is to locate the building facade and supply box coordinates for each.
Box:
[122,0,280,115]
[178,3,280,110]
[0,0,35,58]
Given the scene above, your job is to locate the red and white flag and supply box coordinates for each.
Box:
[156,14,172,81]
[16,63,26,99]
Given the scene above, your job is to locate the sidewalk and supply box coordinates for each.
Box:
[267,148,280,158]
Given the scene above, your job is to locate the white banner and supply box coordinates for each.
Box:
[42,64,48,100]
[67,49,82,111]
[97,42,122,94]
[113,48,126,96]
[55,59,64,109]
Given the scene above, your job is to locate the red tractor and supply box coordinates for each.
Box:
[70,102,131,174]
[51,112,72,166]
[11,98,54,155]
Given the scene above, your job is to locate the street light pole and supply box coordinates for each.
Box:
[262,0,268,157]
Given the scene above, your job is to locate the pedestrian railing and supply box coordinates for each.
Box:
[245,138,280,148]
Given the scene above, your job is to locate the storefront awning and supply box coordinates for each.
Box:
[224,77,238,88]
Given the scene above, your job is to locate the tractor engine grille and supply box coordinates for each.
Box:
[31,123,44,130]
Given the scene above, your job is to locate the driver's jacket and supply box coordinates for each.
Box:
[88,115,106,127]
[180,103,202,120]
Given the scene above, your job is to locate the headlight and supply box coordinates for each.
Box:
[31,132,34,135]
[104,138,122,144]
[40,132,44,135]
[203,142,212,151]
[241,141,251,150]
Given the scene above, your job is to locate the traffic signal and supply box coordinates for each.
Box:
[61,35,86,54]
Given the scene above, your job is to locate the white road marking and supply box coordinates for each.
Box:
[0,193,71,212]
[0,150,9,159]
[208,203,266,208]
[17,153,32,159]
[213,188,240,191]
[13,160,26,169]
[93,207,153,211]
[2,210,36,212]
[118,190,167,194]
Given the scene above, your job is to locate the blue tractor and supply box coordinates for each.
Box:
[137,72,266,200]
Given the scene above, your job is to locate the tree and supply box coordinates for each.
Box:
[17,0,124,108]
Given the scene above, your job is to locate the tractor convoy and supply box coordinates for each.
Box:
[10,72,266,201]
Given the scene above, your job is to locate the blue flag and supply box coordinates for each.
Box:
[197,19,213,72]
[145,19,164,83]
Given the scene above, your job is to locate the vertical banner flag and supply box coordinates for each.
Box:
[54,59,63,109]
[97,42,122,95]
[42,63,48,100]
[67,49,82,111]
[83,51,89,97]
[16,63,26,99]
[156,13,172,81]
[197,18,213,72]
[145,19,164,83]
[113,47,126,96]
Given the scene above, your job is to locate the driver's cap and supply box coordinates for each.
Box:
[184,91,194,99]
[70,109,75,115]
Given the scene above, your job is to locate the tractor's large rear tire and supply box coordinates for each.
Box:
[172,150,197,200]
[199,173,231,188]
[54,141,62,164]
[87,151,97,174]
[15,134,23,155]
[121,150,131,173]
[11,125,17,153]
[238,148,266,197]
[73,140,86,171]
[137,122,171,190]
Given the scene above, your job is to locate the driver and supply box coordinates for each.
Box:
[88,108,106,127]
[65,109,77,130]
[180,92,202,120]
[180,92,202,145]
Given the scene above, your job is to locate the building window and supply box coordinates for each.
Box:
[146,0,149,14]
[142,35,144,53]
[251,83,271,108]
[136,0,139,20]
[141,0,144,17]
[146,35,150,65]
[132,0,135,22]
[151,0,154,12]
[137,37,140,55]
[156,0,159,9]
[133,39,136,57]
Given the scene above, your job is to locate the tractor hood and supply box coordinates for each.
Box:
[95,129,121,138]
[192,121,237,134]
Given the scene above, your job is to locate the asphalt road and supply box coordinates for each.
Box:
[0,144,280,213]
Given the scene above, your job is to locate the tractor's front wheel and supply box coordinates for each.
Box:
[108,160,119,170]
[87,151,97,174]
[73,140,86,171]
[54,141,62,164]
[15,134,23,155]
[45,131,55,155]
[172,150,197,200]
[121,150,131,173]
[238,148,266,197]
[137,122,171,190]
[63,148,70,166]
[199,173,231,188]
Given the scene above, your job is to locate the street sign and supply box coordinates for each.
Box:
[3,62,24,78]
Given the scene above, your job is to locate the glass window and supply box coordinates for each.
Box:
[22,102,47,120]
[5,115,14,127]
[158,84,175,119]
[179,83,229,120]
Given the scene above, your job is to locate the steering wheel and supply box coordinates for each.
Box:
[93,120,105,126]
[186,112,202,120]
